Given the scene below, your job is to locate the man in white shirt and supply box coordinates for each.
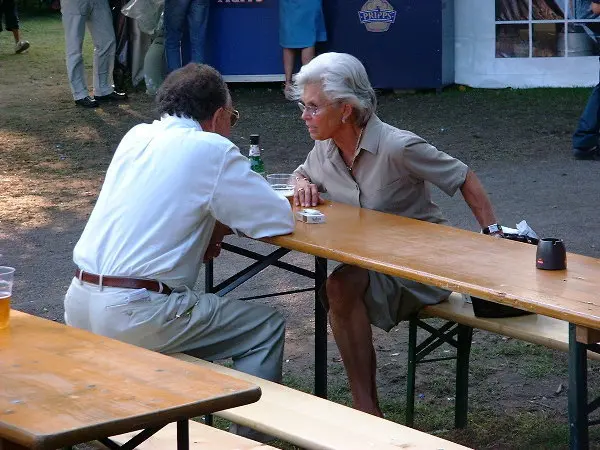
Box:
[64,63,295,387]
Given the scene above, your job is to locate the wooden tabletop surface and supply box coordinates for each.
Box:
[0,311,261,450]
[264,201,600,330]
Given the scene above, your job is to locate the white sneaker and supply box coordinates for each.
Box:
[15,41,30,54]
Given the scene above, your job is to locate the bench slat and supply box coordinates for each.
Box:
[172,354,471,450]
[422,293,600,360]
[105,421,276,450]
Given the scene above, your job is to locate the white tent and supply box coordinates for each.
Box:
[455,0,599,87]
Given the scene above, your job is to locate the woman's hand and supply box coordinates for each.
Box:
[294,177,323,207]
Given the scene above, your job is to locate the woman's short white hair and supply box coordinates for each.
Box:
[292,52,377,126]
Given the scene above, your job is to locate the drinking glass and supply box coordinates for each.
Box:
[267,173,296,203]
[0,266,15,330]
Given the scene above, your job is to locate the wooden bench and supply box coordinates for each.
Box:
[406,292,600,428]
[103,421,276,450]
[171,353,471,450]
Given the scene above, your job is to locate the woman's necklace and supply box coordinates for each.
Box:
[345,127,364,172]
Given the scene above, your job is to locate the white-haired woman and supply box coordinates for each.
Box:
[292,52,503,417]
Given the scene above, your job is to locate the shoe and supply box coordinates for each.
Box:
[15,41,30,54]
[573,146,600,160]
[283,82,294,101]
[94,91,128,103]
[75,96,99,108]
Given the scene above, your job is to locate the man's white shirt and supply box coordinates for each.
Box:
[73,115,294,288]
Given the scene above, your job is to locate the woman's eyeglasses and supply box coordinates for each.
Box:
[297,101,334,117]
[225,108,240,127]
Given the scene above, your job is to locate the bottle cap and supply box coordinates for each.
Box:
[250,134,260,145]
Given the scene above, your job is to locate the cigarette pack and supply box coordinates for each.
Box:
[295,208,326,224]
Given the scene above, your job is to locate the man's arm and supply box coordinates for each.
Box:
[460,169,501,232]
[210,148,295,239]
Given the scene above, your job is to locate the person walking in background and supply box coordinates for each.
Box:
[164,0,209,73]
[572,0,600,160]
[60,0,127,108]
[0,0,30,54]
[279,0,326,100]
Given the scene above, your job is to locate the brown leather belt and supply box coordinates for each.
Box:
[75,269,172,295]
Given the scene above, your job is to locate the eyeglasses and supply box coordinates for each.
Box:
[297,101,335,117]
[225,107,240,127]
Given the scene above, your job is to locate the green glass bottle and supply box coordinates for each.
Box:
[248,134,265,177]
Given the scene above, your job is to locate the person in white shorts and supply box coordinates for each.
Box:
[64,63,295,390]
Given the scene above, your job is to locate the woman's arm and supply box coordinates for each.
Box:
[460,169,502,234]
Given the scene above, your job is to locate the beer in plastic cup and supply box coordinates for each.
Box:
[0,266,15,330]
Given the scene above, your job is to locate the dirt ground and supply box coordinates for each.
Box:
[2,10,600,450]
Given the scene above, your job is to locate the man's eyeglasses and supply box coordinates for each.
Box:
[225,107,240,127]
[297,101,334,117]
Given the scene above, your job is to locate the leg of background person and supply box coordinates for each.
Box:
[87,0,116,97]
[283,47,295,85]
[282,47,295,99]
[61,2,89,100]
[573,81,600,156]
[325,266,383,417]
[4,0,29,53]
[300,46,315,66]
[164,0,191,72]
[181,24,191,66]
[143,32,166,95]
[187,0,209,63]
[130,18,152,88]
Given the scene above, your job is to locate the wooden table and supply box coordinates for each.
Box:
[206,201,600,449]
[0,311,261,450]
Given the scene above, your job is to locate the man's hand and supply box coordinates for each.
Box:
[294,176,324,207]
[592,2,600,15]
[203,241,222,262]
[203,221,232,262]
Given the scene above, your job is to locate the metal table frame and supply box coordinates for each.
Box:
[205,242,329,398]
[97,421,189,450]
[404,317,600,449]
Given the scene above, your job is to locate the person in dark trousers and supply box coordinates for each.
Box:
[573,1,600,159]
[0,0,30,54]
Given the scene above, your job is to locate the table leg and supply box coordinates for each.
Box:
[568,323,589,450]
[177,420,189,450]
[0,439,28,450]
[455,324,473,428]
[205,259,214,293]
[405,318,418,426]
[314,256,328,398]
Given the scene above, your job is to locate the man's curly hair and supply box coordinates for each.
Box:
[156,63,229,123]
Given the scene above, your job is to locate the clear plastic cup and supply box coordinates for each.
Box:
[0,266,15,330]
[267,173,295,203]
